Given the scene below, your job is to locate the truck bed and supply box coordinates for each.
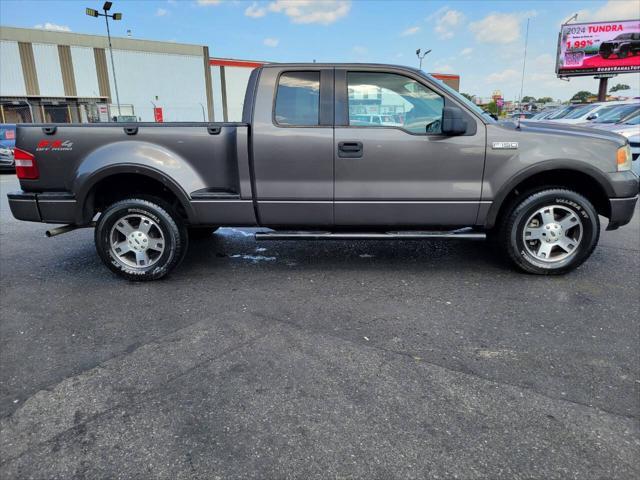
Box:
[12,122,256,226]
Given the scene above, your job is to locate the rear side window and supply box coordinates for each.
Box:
[274,71,320,126]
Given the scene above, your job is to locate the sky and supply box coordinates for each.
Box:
[1,0,639,101]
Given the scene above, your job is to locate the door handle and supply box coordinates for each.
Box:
[338,141,363,158]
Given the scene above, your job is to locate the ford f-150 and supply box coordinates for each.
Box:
[8,63,639,280]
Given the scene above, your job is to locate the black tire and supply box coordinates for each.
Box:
[618,47,629,59]
[600,51,611,59]
[188,226,219,239]
[95,198,187,281]
[498,189,600,275]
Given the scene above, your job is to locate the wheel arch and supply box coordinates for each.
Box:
[485,165,613,229]
[77,165,196,224]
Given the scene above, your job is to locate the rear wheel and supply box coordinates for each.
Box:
[95,198,187,281]
[498,189,600,274]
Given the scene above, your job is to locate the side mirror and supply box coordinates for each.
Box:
[441,106,467,135]
[586,113,598,120]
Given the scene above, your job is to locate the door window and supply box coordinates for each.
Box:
[347,72,444,134]
[274,71,320,126]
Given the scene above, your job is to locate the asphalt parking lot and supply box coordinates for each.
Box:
[0,173,638,479]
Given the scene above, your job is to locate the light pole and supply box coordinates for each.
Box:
[416,48,431,70]
[86,2,123,118]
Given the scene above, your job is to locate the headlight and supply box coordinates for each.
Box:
[617,144,632,171]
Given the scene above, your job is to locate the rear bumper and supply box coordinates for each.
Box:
[8,191,78,224]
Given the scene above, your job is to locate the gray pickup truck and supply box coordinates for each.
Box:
[8,63,639,280]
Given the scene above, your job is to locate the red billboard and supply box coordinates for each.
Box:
[556,19,640,76]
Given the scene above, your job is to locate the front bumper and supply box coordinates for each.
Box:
[8,191,78,224]
[607,195,638,230]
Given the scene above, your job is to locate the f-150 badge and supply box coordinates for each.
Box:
[492,142,519,149]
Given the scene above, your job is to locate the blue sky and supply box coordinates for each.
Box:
[1,0,639,100]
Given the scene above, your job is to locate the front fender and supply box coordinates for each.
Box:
[483,159,616,228]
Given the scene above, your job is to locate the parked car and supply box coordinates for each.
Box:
[550,101,636,125]
[599,32,640,59]
[528,109,561,121]
[578,103,640,127]
[509,111,536,120]
[7,63,638,280]
[591,113,640,175]
[0,124,16,172]
[350,114,402,126]
[543,105,585,121]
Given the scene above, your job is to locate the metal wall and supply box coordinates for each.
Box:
[70,46,100,98]
[106,49,209,122]
[0,40,26,96]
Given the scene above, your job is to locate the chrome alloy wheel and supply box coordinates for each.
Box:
[522,205,583,263]
[109,214,165,268]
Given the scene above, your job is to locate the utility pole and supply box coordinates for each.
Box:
[86,2,123,118]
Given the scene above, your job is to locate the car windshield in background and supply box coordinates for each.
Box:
[425,74,497,123]
[563,104,599,119]
[593,104,640,124]
[621,113,640,125]
[546,106,576,119]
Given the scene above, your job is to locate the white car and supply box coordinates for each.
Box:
[550,101,637,125]
[591,113,640,175]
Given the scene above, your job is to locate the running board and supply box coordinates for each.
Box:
[255,229,486,241]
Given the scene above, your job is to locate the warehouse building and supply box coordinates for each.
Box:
[1,25,458,124]
[0,26,213,123]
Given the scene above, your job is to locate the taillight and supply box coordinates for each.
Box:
[14,148,39,179]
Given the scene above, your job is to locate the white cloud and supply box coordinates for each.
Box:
[33,23,71,32]
[156,8,168,16]
[428,7,464,39]
[197,0,222,5]
[486,68,520,83]
[245,2,267,18]
[263,37,279,47]
[576,0,639,22]
[400,26,420,36]
[268,0,350,25]
[469,11,536,44]
[460,47,473,56]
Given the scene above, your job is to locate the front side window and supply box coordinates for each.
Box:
[347,72,444,134]
[274,71,320,126]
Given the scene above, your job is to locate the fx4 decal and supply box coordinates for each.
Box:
[36,140,74,152]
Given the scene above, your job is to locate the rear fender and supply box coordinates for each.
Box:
[73,141,206,223]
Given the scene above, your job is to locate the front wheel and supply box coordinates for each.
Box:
[498,189,600,275]
[95,198,187,281]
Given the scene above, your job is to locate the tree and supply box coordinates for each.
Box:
[485,101,498,115]
[571,91,593,103]
[537,97,553,103]
[521,96,536,103]
[609,83,630,93]
[460,92,474,101]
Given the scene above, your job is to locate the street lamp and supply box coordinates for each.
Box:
[416,48,432,71]
[86,2,123,118]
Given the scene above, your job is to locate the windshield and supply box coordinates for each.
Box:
[563,104,599,119]
[593,104,640,124]
[622,113,640,125]
[425,74,497,123]
[547,106,575,119]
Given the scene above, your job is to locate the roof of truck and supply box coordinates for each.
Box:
[261,62,423,73]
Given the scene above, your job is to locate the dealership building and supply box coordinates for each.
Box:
[0,25,458,124]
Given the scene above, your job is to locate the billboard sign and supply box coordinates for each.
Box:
[556,19,640,76]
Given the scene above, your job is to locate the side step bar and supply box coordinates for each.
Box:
[255,229,486,241]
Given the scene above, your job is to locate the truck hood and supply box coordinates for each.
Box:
[506,120,628,147]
